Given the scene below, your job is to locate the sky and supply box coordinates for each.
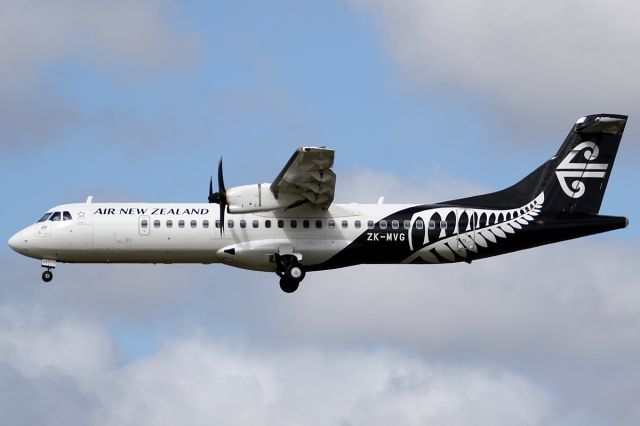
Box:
[1,0,639,424]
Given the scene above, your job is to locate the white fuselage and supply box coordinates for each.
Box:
[9,202,411,272]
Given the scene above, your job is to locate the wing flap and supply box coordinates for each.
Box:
[272,147,336,210]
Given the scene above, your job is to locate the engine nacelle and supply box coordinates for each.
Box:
[226,183,301,213]
[216,240,280,272]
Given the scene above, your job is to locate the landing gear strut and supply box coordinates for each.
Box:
[41,259,56,283]
[276,254,306,293]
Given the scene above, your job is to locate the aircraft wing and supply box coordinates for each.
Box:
[271,147,336,210]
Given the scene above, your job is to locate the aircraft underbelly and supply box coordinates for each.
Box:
[216,238,352,272]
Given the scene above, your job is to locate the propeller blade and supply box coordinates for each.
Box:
[219,203,225,236]
[208,175,214,203]
[207,157,227,235]
[218,157,226,194]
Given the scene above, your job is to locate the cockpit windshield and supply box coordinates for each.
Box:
[37,211,72,222]
[37,213,52,222]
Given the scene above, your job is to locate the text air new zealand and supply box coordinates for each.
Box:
[9,114,629,293]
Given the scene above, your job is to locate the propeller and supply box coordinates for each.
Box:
[208,158,227,235]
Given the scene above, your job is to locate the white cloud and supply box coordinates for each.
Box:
[0,0,197,89]
[106,337,553,426]
[0,257,210,322]
[0,310,552,426]
[0,0,198,148]
[335,167,487,204]
[252,239,640,423]
[0,306,118,379]
[351,0,640,120]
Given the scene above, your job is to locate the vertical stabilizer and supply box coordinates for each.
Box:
[546,114,626,214]
[446,114,627,215]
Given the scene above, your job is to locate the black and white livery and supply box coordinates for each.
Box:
[8,114,629,292]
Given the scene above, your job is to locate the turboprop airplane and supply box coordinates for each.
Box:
[8,114,629,293]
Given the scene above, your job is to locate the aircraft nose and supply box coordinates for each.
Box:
[8,231,26,254]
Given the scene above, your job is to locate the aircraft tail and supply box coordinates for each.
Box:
[447,113,627,215]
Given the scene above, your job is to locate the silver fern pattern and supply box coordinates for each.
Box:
[403,192,545,264]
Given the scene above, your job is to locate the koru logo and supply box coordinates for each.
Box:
[555,141,608,198]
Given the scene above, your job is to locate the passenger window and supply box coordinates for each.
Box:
[403,220,410,230]
[315,220,323,229]
[191,220,197,228]
[367,220,374,229]
[278,220,284,228]
[227,220,234,229]
[416,220,424,230]
[391,220,399,230]
[265,220,272,228]
[63,211,72,221]
[37,213,52,222]
[342,220,348,229]
[355,220,361,229]
[291,220,297,228]
[178,220,185,228]
[440,220,447,229]
[141,220,148,228]
[240,220,246,229]
[203,220,209,228]
[49,212,61,221]
[215,220,221,228]
[380,220,387,229]
[166,220,173,228]
[328,220,335,229]
[154,220,161,228]
[428,220,436,230]
[252,220,259,228]
[303,220,310,229]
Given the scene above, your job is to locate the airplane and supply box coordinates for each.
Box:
[8,113,629,293]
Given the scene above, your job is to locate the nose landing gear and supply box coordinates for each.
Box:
[275,253,306,293]
[40,259,56,283]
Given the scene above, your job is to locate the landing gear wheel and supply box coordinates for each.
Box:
[275,253,306,293]
[286,264,305,282]
[42,270,53,283]
[279,278,299,293]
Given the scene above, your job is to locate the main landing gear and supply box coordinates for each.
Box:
[276,254,306,293]
[41,259,56,283]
